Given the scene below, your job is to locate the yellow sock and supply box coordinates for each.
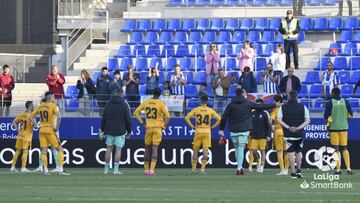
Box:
[41,153,48,168]
[277,152,284,170]
[284,153,289,170]
[12,150,21,167]
[249,151,254,169]
[144,162,150,171]
[201,159,207,170]
[21,151,28,168]
[192,160,197,171]
[342,150,351,170]
[150,159,157,172]
[336,151,341,170]
[58,150,64,168]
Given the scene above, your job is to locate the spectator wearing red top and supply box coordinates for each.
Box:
[0,64,15,117]
[46,65,65,111]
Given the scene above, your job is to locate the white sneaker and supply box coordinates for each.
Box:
[43,168,50,175]
[10,167,17,172]
[258,166,264,173]
[284,169,289,175]
[58,171,71,176]
[256,166,261,173]
[276,170,288,176]
[21,168,31,173]
[114,171,123,175]
[33,167,43,173]
[50,168,60,173]
[200,169,206,175]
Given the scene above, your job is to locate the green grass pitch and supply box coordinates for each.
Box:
[0,168,359,203]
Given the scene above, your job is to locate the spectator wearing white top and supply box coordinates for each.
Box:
[270,44,286,81]
[261,63,278,94]
[322,62,339,98]
[170,64,187,95]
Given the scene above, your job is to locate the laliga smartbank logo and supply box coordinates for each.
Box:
[300,146,353,190]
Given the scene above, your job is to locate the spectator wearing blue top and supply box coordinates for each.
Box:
[321,62,339,99]
[146,66,160,95]
[109,70,123,95]
[238,66,257,93]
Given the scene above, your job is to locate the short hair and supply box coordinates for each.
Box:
[41,98,47,103]
[153,87,162,97]
[256,99,264,103]
[25,101,33,109]
[174,64,180,68]
[101,67,108,72]
[114,70,120,75]
[200,83,207,87]
[289,90,298,101]
[45,91,54,98]
[218,68,224,72]
[3,64,9,70]
[115,88,123,95]
[236,88,244,96]
[127,65,134,70]
[245,40,250,44]
[200,95,208,104]
[267,63,273,67]
[273,95,283,103]
[331,87,341,97]
[244,66,250,72]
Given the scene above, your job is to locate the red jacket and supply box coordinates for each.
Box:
[0,73,15,100]
[46,73,65,99]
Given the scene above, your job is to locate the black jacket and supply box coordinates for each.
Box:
[76,78,96,98]
[96,74,112,100]
[279,75,301,94]
[101,96,132,136]
[219,95,276,133]
[250,110,271,139]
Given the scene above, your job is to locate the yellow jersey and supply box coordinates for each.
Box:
[32,102,59,129]
[134,98,170,128]
[185,105,221,134]
[14,111,34,142]
[271,107,283,137]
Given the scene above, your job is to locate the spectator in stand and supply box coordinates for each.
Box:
[279,68,301,100]
[337,0,353,16]
[0,64,15,117]
[279,10,301,70]
[237,40,255,72]
[212,68,231,111]
[271,44,286,81]
[205,43,221,85]
[46,65,65,112]
[96,67,112,116]
[197,83,208,98]
[76,69,96,116]
[170,64,187,95]
[322,62,339,99]
[238,66,257,93]
[109,70,123,95]
[124,65,140,111]
[163,81,171,96]
[353,79,360,95]
[146,67,160,95]
[261,63,278,94]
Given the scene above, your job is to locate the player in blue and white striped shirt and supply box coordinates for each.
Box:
[170,64,187,95]
[262,63,278,94]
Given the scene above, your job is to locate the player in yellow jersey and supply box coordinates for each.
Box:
[185,95,221,175]
[134,88,170,176]
[32,91,70,175]
[10,101,35,173]
[271,95,289,176]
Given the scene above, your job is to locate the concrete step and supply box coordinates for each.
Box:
[73,62,107,71]
[79,56,109,63]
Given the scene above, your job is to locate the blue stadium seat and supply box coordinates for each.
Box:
[165,57,178,71]
[255,57,267,71]
[201,31,217,44]
[183,71,194,83]
[151,19,166,32]
[340,42,358,56]
[253,43,263,56]
[349,99,360,111]
[195,71,207,84]
[181,19,196,31]
[349,57,360,70]
[230,31,245,44]
[227,71,240,81]
[138,19,152,32]
[351,71,360,83]
[175,44,189,57]
[133,45,146,57]
[228,84,238,98]
[135,58,148,71]
[217,31,231,44]
[353,31,360,43]
[223,58,237,70]
[129,32,143,44]
[183,0,196,6]
[211,0,225,6]
[143,31,158,45]
[256,71,263,84]
[196,0,210,6]
[233,43,245,57]
[259,43,275,57]
[139,71,148,84]
[165,19,181,32]
[224,0,243,6]
[187,31,202,44]
[179,57,192,70]
[187,98,199,111]
[338,30,354,43]
[223,19,239,31]
[65,98,79,112]
[116,45,131,58]
[341,84,354,97]
[159,72,165,83]
[298,85,309,98]
[108,58,119,71]
[259,31,275,44]
[303,71,321,84]
[299,98,312,109]
[190,44,205,57]
[239,18,254,31]
[325,42,342,56]
[206,85,214,98]
[65,85,79,99]
[328,17,342,31]
[90,99,99,112]
[266,18,281,31]
[119,58,133,71]
[185,85,198,98]
[273,33,284,44]
[121,19,137,32]
[306,0,321,6]
[311,18,328,31]
[92,71,102,84]
[209,19,225,31]
[169,0,182,6]
[195,19,210,31]
[150,57,164,70]
[315,57,331,71]
[172,31,188,44]
[247,31,261,43]
[338,70,351,84]
[299,18,312,31]
[253,18,268,31]
[190,57,206,71]
[312,98,326,112]
[157,31,172,45]
[333,57,347,70]
[323,0,337,5]
[161,44,175,57]
[343,17,358,30]
[220,44,234,57]
[139,85,146,95]
[147,45,160,57]
[309,84,323,98]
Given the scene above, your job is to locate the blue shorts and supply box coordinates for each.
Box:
[105,134,126,148]
[230,132,249,146]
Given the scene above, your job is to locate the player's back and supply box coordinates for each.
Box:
[33,102,58,128]
[192,106,217,129]
[142,98,169,127]
[271,107,283,136]
[15,111,34,141]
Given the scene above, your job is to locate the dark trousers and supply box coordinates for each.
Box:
[284,40,299,69]
[292,0,304,15]
[338,0,353,16]
[127,95,140,112]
